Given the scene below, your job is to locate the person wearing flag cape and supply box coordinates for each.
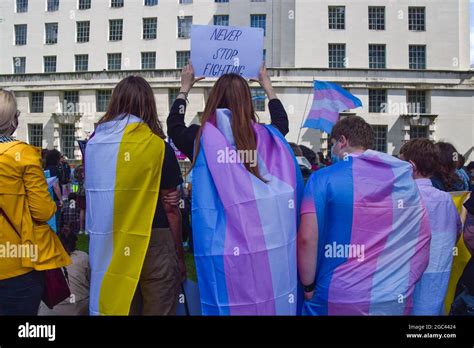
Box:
[298,116,431,315]
[167,63,304,315]
[85,76,185,316]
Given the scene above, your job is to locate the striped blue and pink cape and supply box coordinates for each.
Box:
[303,81,362,134]
[192,109,304,315]
[301,151,431,315]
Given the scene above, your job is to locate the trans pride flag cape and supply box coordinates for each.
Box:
[303,81,362,134]
[192,109,304,315]
[85,115,165,315]
[301,151,431,315]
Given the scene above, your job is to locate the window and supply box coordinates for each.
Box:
[372,125,387,153]
[141,52,156,69]
[179,0,192,3]
[109,19,123,41]
[111,0,124,8]
[28,124,43,147]
[410,126,429,139]
[369,89,387,113]
[16,0,28,13]
[79,0,91,9]
[15,24,27,45]
[31,92,44,113]
[145,0,158,6]
[250,14,266,36]
[409,7,425,31]
[75,54,88,72]
[409,45,426,69]
[45,23,58,44]
[214,15,229,26]
[407,90,427,114]
[44,56,57,72]
[77,21,90,42]
[13,57,26,74]
[369,44,386,69]
[328,6,345,30]
[96,90,112,112]
[107,53,121,70]
[47,0,59,12]
[169,88,180,109]
[328,44,346,68]
[177,16,192,39]
[251,88,266,112]
[143,17,157,39]
[368,6,385,30]
[63,91,79,113]
[60,124,76,159]
[215,0,229,2]
[176,51,190,69]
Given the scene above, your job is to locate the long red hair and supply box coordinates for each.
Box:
[192,74,264,181]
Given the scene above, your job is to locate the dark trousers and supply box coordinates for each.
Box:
[0,270,45,315]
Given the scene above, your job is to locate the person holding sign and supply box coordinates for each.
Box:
[167,63,304,315]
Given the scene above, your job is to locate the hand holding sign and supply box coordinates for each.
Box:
[250,64,277,100]
[180,61,205,93]
[191,25,264,79]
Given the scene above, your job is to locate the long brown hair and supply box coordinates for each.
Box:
[433,142,463,191]
[192,74,265,181]
[98,76,165,138]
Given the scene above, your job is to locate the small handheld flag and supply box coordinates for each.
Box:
[303,81,362,134]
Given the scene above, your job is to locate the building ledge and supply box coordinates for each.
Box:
[52,113,83,124]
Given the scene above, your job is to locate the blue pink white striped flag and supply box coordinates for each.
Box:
[300,151,431,315]
[303,81,362,134]
[192,109,304,315]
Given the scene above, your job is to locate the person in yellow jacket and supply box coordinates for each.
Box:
[0,89,71,315]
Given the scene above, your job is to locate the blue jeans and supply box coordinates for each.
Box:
[0,270,45,315]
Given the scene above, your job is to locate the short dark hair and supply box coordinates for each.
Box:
[299,145,317,165]
[288,142,303,157]
[400,139,439,177]
[45,149,61,167]
[331,116,374,150]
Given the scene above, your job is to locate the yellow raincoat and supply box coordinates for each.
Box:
[0,141,71,280]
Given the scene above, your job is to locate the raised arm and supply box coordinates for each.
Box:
[253,65,289,136]
[166,62,205,160]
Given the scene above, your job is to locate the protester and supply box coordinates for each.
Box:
[85,76,185,316]
[456,154,471,191]
[0,89,71,315]
[431,142,469,192]
[58,155,72,197]
[299,145,318,171]
[73,164,86,234]
[167,63,304,315]
[44,149,64,231]
[467,162,474,191]
[298,116,431,315]
[60,193,81,236]
[450,194,474,315]
[289,142,303,157]
[38,227,90,316]
[400,139,461,315]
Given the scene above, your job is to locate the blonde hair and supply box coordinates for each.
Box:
[0,89,18,135]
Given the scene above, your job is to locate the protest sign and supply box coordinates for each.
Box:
[191,24,264,79]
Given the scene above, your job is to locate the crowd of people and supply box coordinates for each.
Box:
[0,63,473,316]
